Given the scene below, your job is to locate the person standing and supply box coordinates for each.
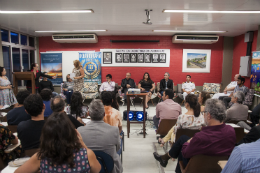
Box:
[26,63,56,93]
[182,75,195,100]
[121,72,135,99]
[99,74,115,92]
[72,60,84,92]
[159,72,173,96]
[0,67,17,107]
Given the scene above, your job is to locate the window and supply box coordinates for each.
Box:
[21,34,27,45]
[29,37,34,47]
[1,29,9,42]
[22,49,29,72]
[30,50,35,66]
[11,32,19,44]
[12,47,21,86]
[2,46,11,80]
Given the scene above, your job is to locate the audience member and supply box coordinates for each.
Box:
[39,73,58,96]
[182,75,195,100]
[111,91,119,110]
[220,76,248,108]
[158,94,203,147]
[249,103,260,126]
[0,125,21,164]
[40,88,53,118]
[121,72,135,100]
[138,72,155,108]
[78,99,122,173]
[101,91,122,133]
[212,74,239,99]
[198,91,211,112]
[225,91,248,122]
[17,94,45,150]
[154,99,236,173]
[62,74,74,105]
[237,120,260,145]
[14,112,101,173]
[51,95,84,128]
[66,91,88,118]
[159,72,173,96]
[221,139,260,173]
[7,90,31,125]
[99,74,115,92]
[153,89,181,129]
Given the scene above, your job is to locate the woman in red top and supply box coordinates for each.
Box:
[26,63,56,93]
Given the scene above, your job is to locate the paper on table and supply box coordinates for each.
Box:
[218,160,227,169]
[82,119,91,124]
[0,105,10,110]
[70,73,76,80]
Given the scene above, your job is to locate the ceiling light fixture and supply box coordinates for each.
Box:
[35,30,106,33]
[0,10,94,14]
[153,30,227,33]
[163,9,260,14]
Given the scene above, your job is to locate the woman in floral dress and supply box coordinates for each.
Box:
[72,60,84,92]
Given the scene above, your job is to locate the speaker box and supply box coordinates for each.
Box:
[244,32,253,43]
[123,110,148,121]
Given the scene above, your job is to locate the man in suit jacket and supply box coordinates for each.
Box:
[78,99,122,173]
[121,72,135,99]
[159,72,173,96]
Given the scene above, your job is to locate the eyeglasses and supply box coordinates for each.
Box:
[201,111,208,115]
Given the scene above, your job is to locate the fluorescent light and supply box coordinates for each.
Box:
[35,30,106,33]
[0,10,94,14]
[163,9,260,14]
[153,30,227,33]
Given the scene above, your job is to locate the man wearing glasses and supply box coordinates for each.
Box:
[158,72,173,97]
[99,74,115,92]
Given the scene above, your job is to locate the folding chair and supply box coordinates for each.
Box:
[234,127,245,143]
[175,129,200,143]
[94,151,114,173]
[7,125,18,133]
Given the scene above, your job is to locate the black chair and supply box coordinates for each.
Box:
[94,151,114,173]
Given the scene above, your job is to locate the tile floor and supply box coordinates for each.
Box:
[119,103,187,173]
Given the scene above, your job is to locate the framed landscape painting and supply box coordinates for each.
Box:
[182,49,211,73]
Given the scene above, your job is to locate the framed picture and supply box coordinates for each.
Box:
[144,53,151,63]
[103,52,112,64]
[152,54,159,63]
[130,53,137,63]
[116,53,122,63]
[159,53,166,63]
[123,53,130,63]
[182,49,211,73]
[137,53,144,63]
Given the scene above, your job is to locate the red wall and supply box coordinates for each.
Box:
[232,31,258,88]
[39,36,224,86]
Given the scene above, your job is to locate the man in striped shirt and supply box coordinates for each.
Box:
[221,139,260,173]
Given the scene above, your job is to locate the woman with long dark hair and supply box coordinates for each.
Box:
[26,63,56,93]
[0,66,17,107]
[158,94,204,147]
[14,112,101,173]
[198,91,211,112]
[138,72,155,108]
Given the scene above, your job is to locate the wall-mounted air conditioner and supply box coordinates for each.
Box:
[172,35,219,44]
[52,34,98,43]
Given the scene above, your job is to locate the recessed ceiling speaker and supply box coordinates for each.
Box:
[143,9,153,25]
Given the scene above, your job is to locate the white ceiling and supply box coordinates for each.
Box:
[1,0,260,37]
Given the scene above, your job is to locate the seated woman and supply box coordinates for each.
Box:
[0,125,22,165]
[63,74,74,105]
[0,67,17,108]
[198,91,211,112]
[158,94,204,147]
[40,89,53,118]
[138,72,155,109]
[14,112,101,173]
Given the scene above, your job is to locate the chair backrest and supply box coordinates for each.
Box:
[175,129,200,142]
[234,127,245,143]
[202,83,221,94]
[94,151,114,173]
[7,125,18,133]
[156,119,177,136]
[181,155,229,173]
[24,148,39,157]
[177,84,182,93]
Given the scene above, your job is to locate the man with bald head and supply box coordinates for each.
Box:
[121,72,135,99]
[212,74,240,99]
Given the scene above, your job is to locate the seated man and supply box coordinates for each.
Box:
[221,139,260,172]
[51,95,85,128]
[7,90,31,125]
[212,74,239,99]
[121,72,135,99]
[39,74,58,96]
[182,75,195,100]
[101,91,122,133]
[78,99,122,173]
[17,94,45,150]
[153,89,181,129]
[225,91,248,123]
[40,89,53,118]
[153,99,236,173]
[159,72,173,96]
[99,74,115,92]
[237,121,260,145]
[220,76,248,108]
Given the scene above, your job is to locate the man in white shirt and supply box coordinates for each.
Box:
[182,75,195,100]
[212,74,240,99]
[99,74,115,92]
